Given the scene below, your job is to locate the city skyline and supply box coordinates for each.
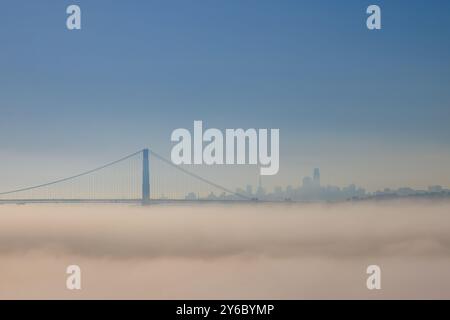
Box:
[185,167,450,202]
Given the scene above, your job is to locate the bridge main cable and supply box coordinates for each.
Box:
[0,150,143,196]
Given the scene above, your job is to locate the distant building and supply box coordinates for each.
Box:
[274,186,283,196]
[185,192,197,200]
[428,185,443,193]
[302,176,313,188]
[246,185,253,196]
[313,168,320,187]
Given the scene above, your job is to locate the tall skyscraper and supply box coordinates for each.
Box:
[313,168,320,187]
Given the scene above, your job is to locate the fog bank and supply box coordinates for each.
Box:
[1,201,450,299]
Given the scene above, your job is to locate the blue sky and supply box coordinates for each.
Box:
[1,0,450,190]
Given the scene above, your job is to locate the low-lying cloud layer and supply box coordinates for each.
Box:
[1,201,450,259]
[1,201,450,299]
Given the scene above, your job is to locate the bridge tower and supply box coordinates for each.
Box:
[142,148,150,203]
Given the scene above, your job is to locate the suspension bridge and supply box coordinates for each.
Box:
[0,149,252,204]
